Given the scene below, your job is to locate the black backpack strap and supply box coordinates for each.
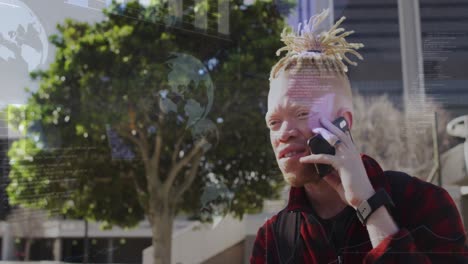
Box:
[273,210,303,264]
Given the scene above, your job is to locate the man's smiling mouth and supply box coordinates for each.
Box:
[279,148,308,159]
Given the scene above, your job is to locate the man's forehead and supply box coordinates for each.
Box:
[266,90,336,117]
[268,71,345,107]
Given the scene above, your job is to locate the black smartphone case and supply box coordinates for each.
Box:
[307,117,349,177]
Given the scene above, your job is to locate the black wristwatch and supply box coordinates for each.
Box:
[356,189,395,225]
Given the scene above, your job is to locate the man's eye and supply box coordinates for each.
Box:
[268,120,279,127]
[298,112,308,117]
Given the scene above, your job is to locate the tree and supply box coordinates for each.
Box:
[352,93,455,179]
[7,1,293,263]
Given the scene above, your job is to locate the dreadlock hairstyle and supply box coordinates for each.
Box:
[270,9,364,80]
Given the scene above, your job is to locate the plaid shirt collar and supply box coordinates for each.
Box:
[286,154,389,212]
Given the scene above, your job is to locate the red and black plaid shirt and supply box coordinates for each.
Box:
[250,155,468,263]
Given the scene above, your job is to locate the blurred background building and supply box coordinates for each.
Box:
[289,0,468,114]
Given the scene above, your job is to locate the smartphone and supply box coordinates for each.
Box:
[307,117,349,177]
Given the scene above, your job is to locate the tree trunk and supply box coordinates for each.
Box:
[24,238,32,261]
[150,210,174,264]
[83,219,89,264]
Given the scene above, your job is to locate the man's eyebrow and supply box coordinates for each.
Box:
[265,105,311,120]
[291,105,311,113]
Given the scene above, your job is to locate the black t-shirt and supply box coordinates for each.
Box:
[318,206,355,253]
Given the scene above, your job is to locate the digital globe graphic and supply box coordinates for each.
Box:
[200,181,234,229]
[162,52,217,150]
[0,0,49,103]
[164,53,228,226]
[109,52,218,160]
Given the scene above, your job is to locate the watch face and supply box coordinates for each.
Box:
[357,200,371,224]
[357,189,395,224]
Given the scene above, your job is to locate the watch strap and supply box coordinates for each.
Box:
[356,189,395,225]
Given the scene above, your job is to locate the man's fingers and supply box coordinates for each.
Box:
[299,153,335,165]
[312,128,340,146]
[319,117,349,144]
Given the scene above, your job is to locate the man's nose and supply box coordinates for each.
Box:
[277,122,299,142]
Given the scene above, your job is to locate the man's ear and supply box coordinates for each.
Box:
[337,108,353,130]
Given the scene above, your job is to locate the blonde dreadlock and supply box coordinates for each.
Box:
[270,9,364,79]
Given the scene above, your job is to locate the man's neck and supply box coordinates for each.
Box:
[303,179,348,219]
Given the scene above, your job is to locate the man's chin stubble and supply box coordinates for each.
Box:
[284,172,321,187]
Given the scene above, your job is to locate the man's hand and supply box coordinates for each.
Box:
[299,117,375,208]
